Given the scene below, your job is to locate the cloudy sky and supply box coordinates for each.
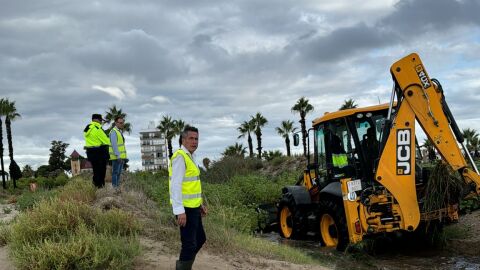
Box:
[1,0,480,171]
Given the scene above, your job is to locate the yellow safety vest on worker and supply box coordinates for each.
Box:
[168,149,202,208]
[332,153,348,168]
[109,127,127,160]
[84,121,110,147]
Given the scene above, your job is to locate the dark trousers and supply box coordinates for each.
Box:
[179,207,206,261]
[86,146,108,188]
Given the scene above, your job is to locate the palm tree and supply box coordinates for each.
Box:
[3,99,21,187]
[0,98,6,189]
[339,98,358,110]
[251,112,268,159]
[462,128,479,152]
[104,105,132,134]
[423,138,436,161]
[157,115,175,158]
[222,143,247,157]
[471,136,479,158]
[276,120,297,157]
[291,97,314,157]
[173,119,185,147]
[238,120,255,158]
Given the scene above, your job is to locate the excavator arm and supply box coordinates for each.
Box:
[369,53,480,233]
[390,53,480,195]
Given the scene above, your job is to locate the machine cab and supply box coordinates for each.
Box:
[309,105,390,192]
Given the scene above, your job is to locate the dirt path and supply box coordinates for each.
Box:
[135,237,329,270]
[0,247,14,270]
[0,203,18,270]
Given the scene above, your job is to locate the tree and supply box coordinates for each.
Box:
[222,143,247,157]
[22,165,35,178]
[48,140,70,173]
[2,99,21,187]
[238,120,255,158]
[291,97,314,157]
[35,165,51,178]
[339,98,358,110]
[173,119,186,147]
[9,160,21,181]
[263,150,283,161]
[276,120,297,157]
[462,128,479,153]
[104,105,132,134]
[251,112,268,159]
[423,139,436,161]
[202,158,211,170]
[0,98,6,188]
[157,115,175,158]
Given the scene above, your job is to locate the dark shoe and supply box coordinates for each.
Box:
[176,260,194,270]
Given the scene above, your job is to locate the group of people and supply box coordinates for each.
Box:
[84,114,206,270]
[83,113,127,189]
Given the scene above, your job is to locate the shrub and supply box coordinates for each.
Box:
[16,189,58,211]
[10,224,140,270]
[94,209,142,236]
[10,199,96,245]
[0,223,11,246]
[58,178,96,203]
[9,191,141,269]
[201,156,263,183]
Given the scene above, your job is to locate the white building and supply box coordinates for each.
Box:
[140,122,168,171]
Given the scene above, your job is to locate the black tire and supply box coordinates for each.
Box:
[318,198,349,251]
[277,195,300,239]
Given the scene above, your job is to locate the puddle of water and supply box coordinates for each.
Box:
[256,232,480,270]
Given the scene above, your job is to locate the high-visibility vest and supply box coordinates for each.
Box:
[168,149,202,208]
[84,121,110,147]
[109,127,127,160]
[332,153,348,168]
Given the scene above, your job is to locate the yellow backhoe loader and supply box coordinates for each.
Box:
[277,53,480,250]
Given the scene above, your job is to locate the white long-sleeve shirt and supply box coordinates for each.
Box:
[170,145,198,215]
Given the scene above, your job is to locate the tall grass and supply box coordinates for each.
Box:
[124,157,325,265]
[7,178,141,270]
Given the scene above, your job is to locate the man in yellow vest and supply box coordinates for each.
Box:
[169,126,206,270]
[84,114,110,188]
[109,116,127,191]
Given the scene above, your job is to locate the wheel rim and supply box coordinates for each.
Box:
[320,213,338,247]
[280,206,293,238]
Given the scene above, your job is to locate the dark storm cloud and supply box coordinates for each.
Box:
[381,0,480,34]
[289,23,399,62]
[1,0,479,170]
[70,29,188,82]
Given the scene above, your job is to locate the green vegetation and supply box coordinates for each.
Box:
[5,178,141,270]
[423,161,464,213]
[124,157,324,266]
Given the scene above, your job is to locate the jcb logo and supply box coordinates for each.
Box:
[415,65,431,89]
[396,129,411,175]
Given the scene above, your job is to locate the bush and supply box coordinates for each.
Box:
[9,191,141,269]
[10,199,96,245]
[11,224,140,270]
[16,189,58,211]
[0,223,11,246]
[201,156,263,183]
[94,209,142,236]
[58,178,96,203]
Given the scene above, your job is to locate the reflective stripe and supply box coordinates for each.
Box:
[183,176,199,182]
[182,193,202,200]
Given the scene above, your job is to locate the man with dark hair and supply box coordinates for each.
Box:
[109,116,127,191]
[84,114,110,188]
[169,125,207,270]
